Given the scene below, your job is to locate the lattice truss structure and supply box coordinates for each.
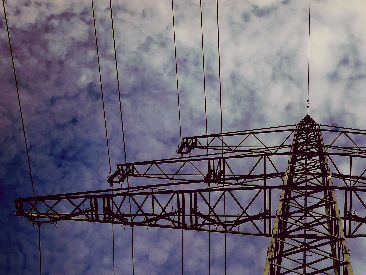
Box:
[14,115,366,274]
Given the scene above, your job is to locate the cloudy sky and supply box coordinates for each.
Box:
[1,0,366,274]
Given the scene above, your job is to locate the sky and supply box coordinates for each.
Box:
[1,0,366,274]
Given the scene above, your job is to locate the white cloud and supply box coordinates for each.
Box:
[2,0,366,274]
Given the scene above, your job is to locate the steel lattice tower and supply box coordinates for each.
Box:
[14,115,366,274]
[264,115,353,274]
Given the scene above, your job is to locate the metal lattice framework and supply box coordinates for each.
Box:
[14,115,366,274]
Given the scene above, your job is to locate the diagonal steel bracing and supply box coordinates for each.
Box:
[14,115,366,273]
[263,115,354,275]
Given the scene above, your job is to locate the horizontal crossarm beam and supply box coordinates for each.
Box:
[13,183,366,237]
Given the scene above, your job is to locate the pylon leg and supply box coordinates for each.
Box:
[264,115,354,275]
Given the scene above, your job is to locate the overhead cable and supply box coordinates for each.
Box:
[216,1,226,274]
[172,0,182,142]
[307,0,311,115]
[109,0,128,165]
[200,0,208,138]
[171,1,184,273]
[3,1,42,273]
[38,224,42,275]
[217,0,223,135]
[91,0,112,175]
[199,1,211,274]
[2,0,36,198]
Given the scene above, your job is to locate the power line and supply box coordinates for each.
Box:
[132,226,135,275]
[91,2,115,274]
[217,0,223,135]
[200,0,208,139]
[181,225,184,274]
[109,0,128,165]
[171,1,184,273]
[38,224,42,275]
[2,0,35,198]
[172,0,182,143]
[199,1,211,274]
[216,1,226,273]
[91,0,112,175]
[307,0,311,115]
[2,1,42,273]
[107,0,129,273]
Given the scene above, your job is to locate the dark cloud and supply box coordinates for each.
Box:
[241,12,251,22]
[252,5,273,18]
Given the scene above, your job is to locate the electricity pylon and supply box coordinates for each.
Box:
[14,115,366,274]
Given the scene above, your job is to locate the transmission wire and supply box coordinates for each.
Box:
[216,1,226,273]
[171,1,184,273]
[91,2,116,274]
[172,0,182,143]
[108,0,131,273]
[132,226,135,275]
[38,224,42,275]
[217,0,223,135]
[109,0,128,164]
[2,1,42,274]
[199,1,211,274]
[91,0,112,175]
[307,1,311,116]
[200,0,208,138]
[112,221,115,275]
[2,0,35,198]
[107,2,133,269]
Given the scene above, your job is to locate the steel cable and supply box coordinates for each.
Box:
[307,0,311,115]
[216,1,226,273]
[107,0,131,273]
[199,1,211,274]
[108,2,134,269]
[38,224,42,275]
[217,0,223,135]
[172,0,182,143]
[132,226,135,275]
[2,1,41,274]
[91,0,112,175]
[109,0,128,165]
[91,2,115,274]
[200,0,208,139]
[171,1,184,273]
[2,0,36,198]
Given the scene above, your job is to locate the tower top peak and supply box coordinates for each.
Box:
[298,114,317,128]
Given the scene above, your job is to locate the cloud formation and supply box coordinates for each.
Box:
[1,0,366,274]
